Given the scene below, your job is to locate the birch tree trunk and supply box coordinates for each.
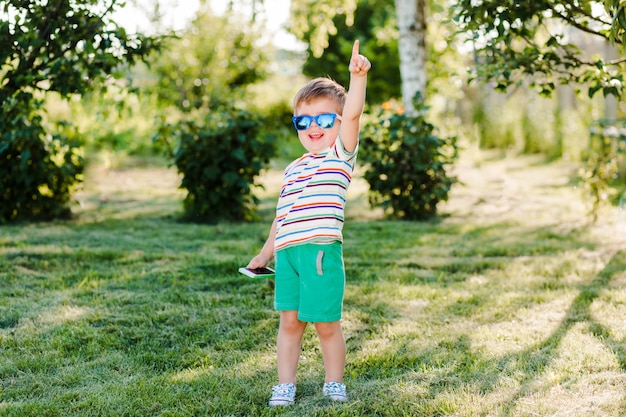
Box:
[394,0,427,115]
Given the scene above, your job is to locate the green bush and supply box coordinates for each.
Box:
[154,108,277,223]
[0,0,158,223]
[580,119,626,222]
[360,94,459,220]
[72,87,164,158]
[0,100,84,223]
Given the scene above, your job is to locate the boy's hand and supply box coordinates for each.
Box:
[247,253,271,269]
[349,40,371,77]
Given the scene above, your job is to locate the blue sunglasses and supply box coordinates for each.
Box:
[292,113,342,131]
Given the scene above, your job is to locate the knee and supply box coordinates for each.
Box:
[315,321,341,340]
[280,312,306,334]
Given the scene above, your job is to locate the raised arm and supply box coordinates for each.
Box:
[340,39,371,153]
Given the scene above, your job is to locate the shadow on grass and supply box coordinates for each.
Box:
[2,183,623,415]
[498,249,626,415]
[342,217,623,414]
[345,219,594,288]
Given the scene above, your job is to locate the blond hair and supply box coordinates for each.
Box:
[293,77,346,115]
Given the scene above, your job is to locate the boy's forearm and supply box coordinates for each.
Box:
[341,75,367,152]
[247,217,276,268]
[344,75,367,121]
[261,217,278,259]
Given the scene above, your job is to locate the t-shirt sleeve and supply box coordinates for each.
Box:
[334,135,358,162]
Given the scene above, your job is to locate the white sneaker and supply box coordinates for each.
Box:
[269,383,296,406]
[323,381,347,401]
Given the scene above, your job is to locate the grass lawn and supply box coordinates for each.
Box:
[1,154,625,416]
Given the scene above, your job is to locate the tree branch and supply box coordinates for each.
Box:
[549,4,621,44]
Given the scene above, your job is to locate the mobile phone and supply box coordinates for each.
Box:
[238,267,275,278]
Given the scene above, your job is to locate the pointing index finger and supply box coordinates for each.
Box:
[352,39,360,58]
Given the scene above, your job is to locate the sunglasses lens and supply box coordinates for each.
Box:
[292,114,339,130]
[293,116,311,130]
[316,114,336,128]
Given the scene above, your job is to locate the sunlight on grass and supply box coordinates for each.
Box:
[513,323,626,416]
[39,305,90,325]
[228,350,276,379]
[471,296,573,356]
[1,155,625,416]
[170,366,214,383]
[590,291,626,340]
[514,383,621,417]
[74,166,185,221]
[551,324,621,375]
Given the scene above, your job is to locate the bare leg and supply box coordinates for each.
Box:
[314,321,346,383]
[277,310,307,384]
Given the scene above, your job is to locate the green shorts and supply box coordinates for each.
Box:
[274,242,345,322]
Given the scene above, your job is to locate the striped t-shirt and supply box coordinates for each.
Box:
[274,137,357,252]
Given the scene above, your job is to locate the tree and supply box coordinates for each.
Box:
[451,0,626,99]
[145,5,269,111]
[608,0,626,52]
[0,0,159,222]
[290,0,457,220]
[395,0,428,114]
[292,0,402,104]
[451,1,626,222]
[290,0,437,113]
[148,3,277,223]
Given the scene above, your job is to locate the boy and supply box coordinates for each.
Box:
[247,39,370,406]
